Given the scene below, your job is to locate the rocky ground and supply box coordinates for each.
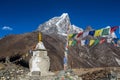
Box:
[0,62,80,80]
[0,62,29,80]
[0,62,120,80]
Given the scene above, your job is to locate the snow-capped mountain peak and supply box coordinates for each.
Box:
[37,13,83,35]
[60,13,68,19]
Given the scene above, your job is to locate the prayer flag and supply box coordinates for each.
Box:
[68,33,77,39]
[64,57,67,64]
[85,40,89,45]
[107,38,112,43]
[77,40,81,44]
[89,30,95,36]
[77,32,83,38]
[102,28,110,35]
[113,38,119,44]
[81,40,85,46]
[72,40,77,46]
[100,38,106,44]
[110,26,119,33]
[68,34,73,39]
[83,31,89,38]
[69,40,73,46]
[94,29,102,37]
[89,40,95,46]
[94,39,99,45]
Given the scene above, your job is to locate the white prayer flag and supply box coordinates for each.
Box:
[81,40,85,46]
[83,31,89,38]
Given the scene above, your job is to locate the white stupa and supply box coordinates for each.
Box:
[29,32,54,76]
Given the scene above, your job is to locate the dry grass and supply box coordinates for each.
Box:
[73,67,120,75]
[0,63,5,70]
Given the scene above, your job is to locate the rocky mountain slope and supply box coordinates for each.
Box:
[0,13,120,71]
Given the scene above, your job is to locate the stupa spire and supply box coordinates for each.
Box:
[38,32,42,42]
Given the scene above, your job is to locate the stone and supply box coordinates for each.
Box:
[32,71,41,76]
[55,69,79,80]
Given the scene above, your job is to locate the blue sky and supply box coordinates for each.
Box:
[0,0,120,38]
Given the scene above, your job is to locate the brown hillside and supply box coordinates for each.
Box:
[0,31,120,71]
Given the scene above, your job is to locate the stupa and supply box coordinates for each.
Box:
[29,32,55,76]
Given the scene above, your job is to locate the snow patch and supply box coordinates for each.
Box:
[60,13,68,19]
[58,32,67,36]
[72,25,83,33]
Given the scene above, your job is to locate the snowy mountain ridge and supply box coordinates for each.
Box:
[37,13,117,38]
[37,13,83,36]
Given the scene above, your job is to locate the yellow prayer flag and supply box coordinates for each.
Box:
[69,40,73,46]
[94,29,102,37]
[89,40,95,46]
[68,34,73,40]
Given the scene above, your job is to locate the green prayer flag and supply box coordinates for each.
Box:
[68,33,77,39]
[94,39,99,45]
[72,33,77,38]
[102,28,110,35]
[72,40,77,46]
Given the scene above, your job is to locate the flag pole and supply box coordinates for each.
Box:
[64,25,70,70]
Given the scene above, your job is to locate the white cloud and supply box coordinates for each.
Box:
[2,26,13,31]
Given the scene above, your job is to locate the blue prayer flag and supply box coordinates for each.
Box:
[113,38,119,44]
[64,57,67,64]
[89,31,95,36]
[85,40,89,45]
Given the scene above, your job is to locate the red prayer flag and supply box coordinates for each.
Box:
[110,26,119,33]
[77,32,83,38]
[77,40,81,44]
[99,38,106,44]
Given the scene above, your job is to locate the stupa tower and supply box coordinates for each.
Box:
[29,32,54,76]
